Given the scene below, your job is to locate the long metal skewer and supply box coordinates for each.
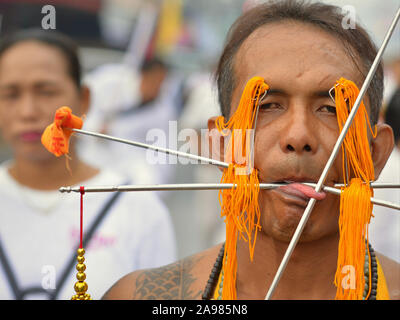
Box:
[335,183,400,189]
[58,182,400,211]
[70,128,229,169]
[59,181,400,192]
[71,88,268,171]
[264,7,400,300]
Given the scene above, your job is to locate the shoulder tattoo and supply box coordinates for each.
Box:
[134,256,203,300]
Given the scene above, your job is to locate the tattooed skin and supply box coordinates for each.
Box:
[134,255,203,300]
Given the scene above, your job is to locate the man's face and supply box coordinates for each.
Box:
[231,22,365,243]
[0,41,82,162]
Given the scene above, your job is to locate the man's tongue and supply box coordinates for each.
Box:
[279,182,326,200]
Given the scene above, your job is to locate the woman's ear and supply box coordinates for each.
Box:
[207,116,226,172]
[79,85,91,117]
[371,123,394,179]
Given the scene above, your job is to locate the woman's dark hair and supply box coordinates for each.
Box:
[216,0,384,124]
[0,28,81,88]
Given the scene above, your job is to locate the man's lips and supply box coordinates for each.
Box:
[278,182,326,201]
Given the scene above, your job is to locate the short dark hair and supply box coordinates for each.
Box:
[0,28,81,88]
[215,0,384,124]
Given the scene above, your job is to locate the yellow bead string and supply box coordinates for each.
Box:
[71,248,91,300]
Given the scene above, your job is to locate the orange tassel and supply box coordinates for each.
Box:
[41,106,83,157]
[333,78,376,300]
[335,178,373,300]
[215,76,268,300]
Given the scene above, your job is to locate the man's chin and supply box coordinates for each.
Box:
[259,192,340,243]
[262,227,319,244]
[260,211,330,244]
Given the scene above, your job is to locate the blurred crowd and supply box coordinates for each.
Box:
[0,0,398,299]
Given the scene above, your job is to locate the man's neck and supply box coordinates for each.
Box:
[8,153,99,191]
[236,231,339,300]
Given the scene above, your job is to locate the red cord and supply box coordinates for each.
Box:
[79,186,85,249]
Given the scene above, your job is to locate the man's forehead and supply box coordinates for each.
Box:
[233,22,363,95]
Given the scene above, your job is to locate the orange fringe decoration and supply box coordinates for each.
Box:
[333,78,377,300]
[41,106,83,157]
[215,76,269,300]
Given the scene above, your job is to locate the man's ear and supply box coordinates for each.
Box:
[207,116,226,172]
[79,85,91,117]
[371,123,394,179]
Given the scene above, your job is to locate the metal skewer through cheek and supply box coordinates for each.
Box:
[71,87,268,171]
[264,7,400,300]
[58,182,400,211]
[70,128,229,169]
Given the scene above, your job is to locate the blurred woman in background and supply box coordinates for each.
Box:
[0,29,176,299]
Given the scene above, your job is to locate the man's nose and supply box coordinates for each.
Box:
[279,107,318,155]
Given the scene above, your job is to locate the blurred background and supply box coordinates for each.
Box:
[0,0,399,261]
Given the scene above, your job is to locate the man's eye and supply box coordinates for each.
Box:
[259,102,281,110]
[319,105,337,114]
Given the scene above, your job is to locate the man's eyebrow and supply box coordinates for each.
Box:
[265,88,286,95]
[259,88,285,102]
[261,88,334,100]
[313,90,333,98]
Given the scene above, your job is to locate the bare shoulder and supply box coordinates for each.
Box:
[376,252,400,300]
[102,243,224,300]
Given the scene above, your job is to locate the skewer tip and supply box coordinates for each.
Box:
[59,186,71,193]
